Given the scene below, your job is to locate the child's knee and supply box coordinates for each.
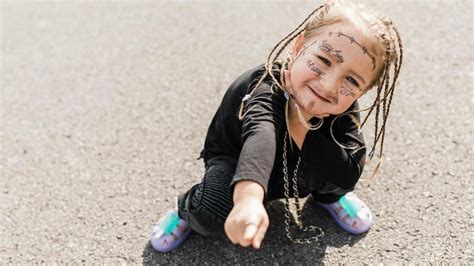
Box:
[182,204,227,236]
[178,181,234,236]
[177,156,236,235]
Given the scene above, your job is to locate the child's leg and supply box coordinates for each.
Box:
[311,190,373,234]
[151,155,237,252]
[310,190,343,204]
[177,155,237,236]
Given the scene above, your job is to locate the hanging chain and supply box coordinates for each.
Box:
[283,131,324,244]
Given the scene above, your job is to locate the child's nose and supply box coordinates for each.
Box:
[319,74,339,104]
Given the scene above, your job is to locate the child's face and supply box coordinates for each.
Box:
[286,22,377,118]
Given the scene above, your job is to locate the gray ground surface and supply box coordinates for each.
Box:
[1,0,473,264]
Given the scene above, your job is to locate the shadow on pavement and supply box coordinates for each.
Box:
[142,198,366,264]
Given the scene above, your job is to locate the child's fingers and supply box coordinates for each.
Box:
[224,219,237,244]
[241,223,258,246]
[226,231,237,245]
[252,219,268,249]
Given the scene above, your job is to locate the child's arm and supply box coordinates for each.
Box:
[226,76,286,249]
[230,81,286,195]
[224,180,268,249]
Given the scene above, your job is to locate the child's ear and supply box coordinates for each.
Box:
[291,31,306,58]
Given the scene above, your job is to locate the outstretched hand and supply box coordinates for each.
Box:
[224,197,269,249]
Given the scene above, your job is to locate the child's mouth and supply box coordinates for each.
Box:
[308,85,331,103]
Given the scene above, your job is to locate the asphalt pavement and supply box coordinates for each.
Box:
[2,0,473,264]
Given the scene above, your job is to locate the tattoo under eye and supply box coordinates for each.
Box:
[340,87,356,98]
[306,59,325,78]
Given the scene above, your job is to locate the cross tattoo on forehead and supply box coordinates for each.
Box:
[328,31,376,71]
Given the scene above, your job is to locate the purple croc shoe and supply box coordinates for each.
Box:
[150,210,192,252]
[316,192,374,234]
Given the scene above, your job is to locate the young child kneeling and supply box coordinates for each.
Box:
[151,0,403,252]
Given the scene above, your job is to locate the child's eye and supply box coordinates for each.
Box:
[317,56,331,67]
[346,76,359,87]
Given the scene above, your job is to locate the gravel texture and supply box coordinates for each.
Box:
[1,0,473,264]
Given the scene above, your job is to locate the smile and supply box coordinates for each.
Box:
[308,85,331,103]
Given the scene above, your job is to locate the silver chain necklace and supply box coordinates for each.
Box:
[282,131,325,244]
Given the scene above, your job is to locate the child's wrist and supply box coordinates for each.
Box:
[233,180,264,204]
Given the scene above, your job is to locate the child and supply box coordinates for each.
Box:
[151,0,403,252]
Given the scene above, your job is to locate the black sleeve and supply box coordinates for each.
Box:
[230,83,286,194]
[309,103,366,190]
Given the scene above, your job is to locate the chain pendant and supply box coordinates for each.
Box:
[282,131,324,244]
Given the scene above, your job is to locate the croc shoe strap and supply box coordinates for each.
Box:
[338,194,363,218]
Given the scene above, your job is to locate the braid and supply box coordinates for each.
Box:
[268,3,328,89]
[376,25,404,158]
[372,99,381,159]
[376,53,391,154]
[365,19,403,165]
[360,62,386,159]
[238,3,328,120]
[360,66,387,129]
[270,32,301,87]
[374,66,390,158]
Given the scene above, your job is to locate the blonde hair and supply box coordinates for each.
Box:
[238,0,403,177]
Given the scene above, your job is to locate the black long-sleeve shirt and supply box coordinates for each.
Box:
[198,64,366,199]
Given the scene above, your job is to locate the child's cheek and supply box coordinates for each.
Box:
[337,95,358,114]
[290,62,308,86]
